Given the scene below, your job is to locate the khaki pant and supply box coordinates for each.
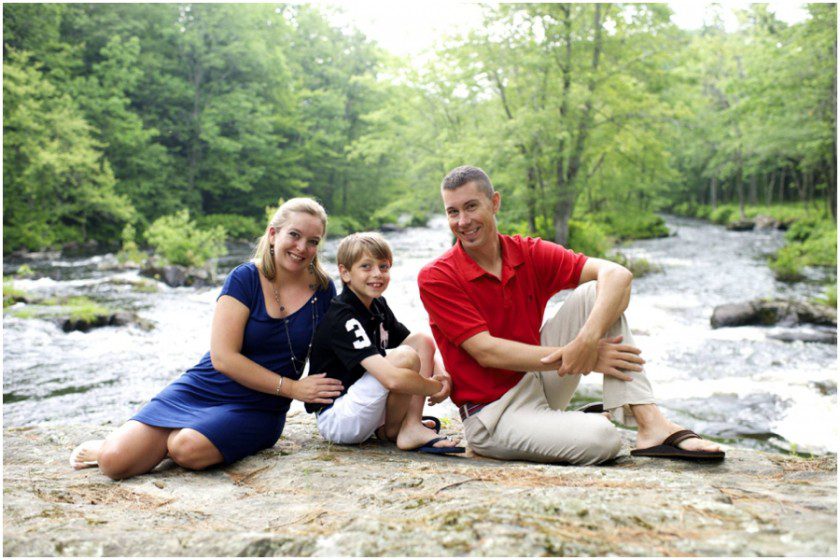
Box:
[463,282,656,465]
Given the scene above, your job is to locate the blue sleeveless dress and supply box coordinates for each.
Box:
[132,262,335,464]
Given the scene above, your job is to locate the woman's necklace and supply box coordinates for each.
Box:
[271,281,318,378]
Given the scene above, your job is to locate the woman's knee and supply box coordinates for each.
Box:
[97,442,139,480]
[167,430,220,471]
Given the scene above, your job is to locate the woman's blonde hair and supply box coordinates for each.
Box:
[252,197,330,290]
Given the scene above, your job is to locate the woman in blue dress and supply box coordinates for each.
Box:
[69,198,344,479]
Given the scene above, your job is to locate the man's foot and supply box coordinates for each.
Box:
[632,404,721,453]
[69,439,104,469]
[395,421,460,452]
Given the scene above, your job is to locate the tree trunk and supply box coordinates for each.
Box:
[748,174,757,206]
[736,161,745,219]
[765,171,776,205]
[189,60,203,200]
[554,3,603,245]
[527,165,537,234]
[797,168,807,204]
[711,176,718,210]
[827,156,837,221]
[778,168,786,203]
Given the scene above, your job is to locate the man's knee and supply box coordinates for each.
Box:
[569,281,598,306]
[579,417,622,464]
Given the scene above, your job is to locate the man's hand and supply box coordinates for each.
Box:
[593,335,643,381]
[427,371,452,406]
[542,335,599,377]
[541,335,643,381]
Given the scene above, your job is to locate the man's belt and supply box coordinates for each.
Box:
[458,402,487,421]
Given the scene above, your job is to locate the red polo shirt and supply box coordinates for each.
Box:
[418,234,587,407]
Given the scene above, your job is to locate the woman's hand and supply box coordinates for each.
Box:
[288,373,344,404]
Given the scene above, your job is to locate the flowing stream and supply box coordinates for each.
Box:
[3,216,836,454]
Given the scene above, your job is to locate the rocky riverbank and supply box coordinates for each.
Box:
[4,416,836,556]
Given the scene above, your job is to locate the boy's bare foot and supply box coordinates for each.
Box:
[395,422,460,451]
[69,439,104,469]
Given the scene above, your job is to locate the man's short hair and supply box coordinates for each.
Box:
[441,165,495,198]
[337,232,393,273]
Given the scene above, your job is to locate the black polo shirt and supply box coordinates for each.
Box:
[304,287,410,414]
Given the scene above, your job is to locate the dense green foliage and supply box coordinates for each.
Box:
[672,201,836,280]
[770,219,837,280]
[3,3,836,265]
[145,210,227,267]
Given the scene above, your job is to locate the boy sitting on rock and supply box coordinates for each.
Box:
[305,232,463,455]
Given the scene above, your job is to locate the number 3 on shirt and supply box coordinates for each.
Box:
[345,319,372,349]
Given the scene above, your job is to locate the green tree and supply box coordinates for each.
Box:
[3,50,133,251]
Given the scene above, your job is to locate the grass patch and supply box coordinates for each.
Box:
[10,308,37,319]
[673,201,828,226]
[609,253,662,278]
[3,278,27,307]
[814,284,837,307]
[64,297,110,322]
[14,264,34,278]
[769,218,837,281]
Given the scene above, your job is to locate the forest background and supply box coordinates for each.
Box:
[3,3,836,285]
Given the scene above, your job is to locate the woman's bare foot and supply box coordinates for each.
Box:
[69,439,104,469]
[631,404,721,452]
[395,421,459,451]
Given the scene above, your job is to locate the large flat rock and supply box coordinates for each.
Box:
[4,415,836,556]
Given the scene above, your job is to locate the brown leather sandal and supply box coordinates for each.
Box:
[631,429,725,461]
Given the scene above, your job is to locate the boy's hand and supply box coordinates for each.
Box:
[427,372,452,406]
[290,373,344,404]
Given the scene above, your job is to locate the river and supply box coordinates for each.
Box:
[3,216,836,454]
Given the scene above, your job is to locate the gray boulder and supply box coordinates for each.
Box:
[711,299,837,328]
[4,420,836,556]
[140,263,216,288]
[726,219,755,231]
[59,311,154,333]
[753,214,779,230]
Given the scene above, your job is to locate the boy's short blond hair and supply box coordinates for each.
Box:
[337,232,393,272]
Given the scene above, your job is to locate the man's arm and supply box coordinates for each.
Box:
[541,257,634,376]
[461,331,562,372]
[462,257,640,379]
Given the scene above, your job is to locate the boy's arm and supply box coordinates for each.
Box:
[427,353,452,405]
[359,354,443,396]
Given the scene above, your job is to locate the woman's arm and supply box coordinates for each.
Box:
[209,295,343,404]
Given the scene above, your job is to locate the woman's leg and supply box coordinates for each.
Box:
[166,428,225,470]
[94,420,172,480]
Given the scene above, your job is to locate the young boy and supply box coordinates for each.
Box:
[305,232,463,455]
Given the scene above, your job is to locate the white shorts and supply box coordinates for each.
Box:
[316,371,389,444]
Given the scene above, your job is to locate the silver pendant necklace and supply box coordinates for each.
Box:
[271,282,317,377]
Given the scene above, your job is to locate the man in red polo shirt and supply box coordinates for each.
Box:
[418,165,724,464]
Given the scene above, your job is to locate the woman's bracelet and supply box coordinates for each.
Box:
[275,375,284,397]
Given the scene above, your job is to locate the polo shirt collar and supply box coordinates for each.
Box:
[453,234,525,282]
[338,285,384,320]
